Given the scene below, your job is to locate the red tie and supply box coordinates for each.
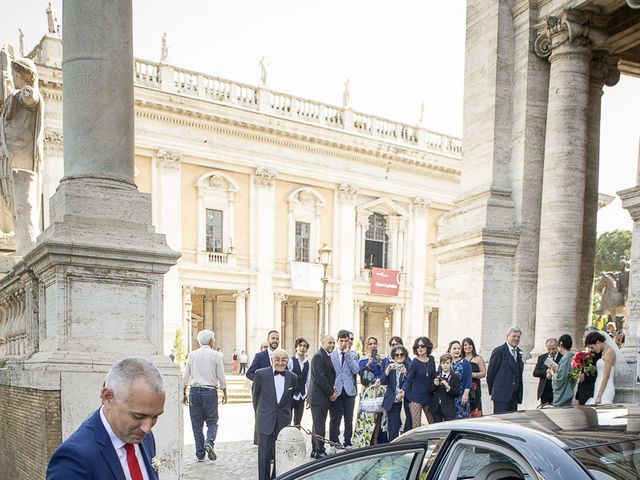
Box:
[124,443,144,480]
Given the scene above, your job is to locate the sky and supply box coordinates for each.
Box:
[1,0,638,233]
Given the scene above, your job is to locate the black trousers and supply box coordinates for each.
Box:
[291,397,305,426]
[329,392,356,446]
[258,431,276,480]
[310,403,329,454]
[493,391,519,414]
[432,411,454,423]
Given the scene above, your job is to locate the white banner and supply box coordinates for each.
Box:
[290,261,323,292]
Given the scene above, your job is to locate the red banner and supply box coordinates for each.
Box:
[370,268,401,296]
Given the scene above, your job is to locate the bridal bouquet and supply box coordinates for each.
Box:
[569,351,596,382]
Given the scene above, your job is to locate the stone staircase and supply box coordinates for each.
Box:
[224,374,252,404]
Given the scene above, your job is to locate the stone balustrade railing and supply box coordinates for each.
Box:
[0,264,37,361]
[134,58,462,157]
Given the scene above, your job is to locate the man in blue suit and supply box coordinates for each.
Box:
[487,326,524,414]
[247,330,280,381]
[46,357,165,479]
[329,329,359,450]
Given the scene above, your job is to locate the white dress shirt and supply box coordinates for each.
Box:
[99,407,150,480]
[287,356,310,401]
[183,345,227,389]
[273,367,285,403]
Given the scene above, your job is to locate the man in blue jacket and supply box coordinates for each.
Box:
[329,329,360,450]
[247,330,280,381]
[487,327,524,414]
[46,357,165,479]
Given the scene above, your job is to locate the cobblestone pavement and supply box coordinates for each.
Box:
[182,402,316,479]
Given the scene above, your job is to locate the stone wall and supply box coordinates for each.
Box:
[0,385,61,480]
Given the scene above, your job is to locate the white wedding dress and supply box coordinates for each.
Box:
[589,358,615,404]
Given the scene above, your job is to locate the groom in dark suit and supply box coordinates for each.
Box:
[487,327,524,414]
[46,357,165,479]
[252,348,297,480]
[532,338,561,406]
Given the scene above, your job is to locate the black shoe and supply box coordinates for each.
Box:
[204,442,217,461]
[314,451,327,458]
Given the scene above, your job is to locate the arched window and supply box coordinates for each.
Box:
[364,212,388,268]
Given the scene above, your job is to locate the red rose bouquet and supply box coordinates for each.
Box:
[569,351,596,382]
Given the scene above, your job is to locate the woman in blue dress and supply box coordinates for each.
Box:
[447,340,472,419]
[402,336,436,427]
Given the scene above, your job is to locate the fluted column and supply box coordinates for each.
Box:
[576,52,620,340]
[353,299,363,341]
[335,184,358,333]
[63,0,134,185]
[533,10,606,353]
[391,304,403,337]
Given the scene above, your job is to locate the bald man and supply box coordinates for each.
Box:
[308,335,337,458]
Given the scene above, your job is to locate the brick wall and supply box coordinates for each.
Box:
[0,385,61,480]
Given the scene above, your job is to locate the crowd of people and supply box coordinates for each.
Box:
[44,322,630,480]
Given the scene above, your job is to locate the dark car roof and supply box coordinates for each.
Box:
[395,404,640,450]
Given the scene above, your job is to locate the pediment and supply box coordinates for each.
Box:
[195,172,240,192]
[288,187,325,206]
[357,197,408,218]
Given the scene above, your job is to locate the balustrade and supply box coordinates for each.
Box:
[133,57,461,156]
[0,270,36,361]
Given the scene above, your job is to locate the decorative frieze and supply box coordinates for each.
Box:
[254,167,276,187]
[44,129,63,144]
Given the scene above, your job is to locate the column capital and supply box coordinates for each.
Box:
[254,167,276,188]
[354,299,364,308]
[391,304,404,312]
[233,289,250,299]
[338,183,358,202]
[274,292,289,302]
[590,51,620,88]
[157,149,182,172]
[412,197,430,213]
[534,9,608,59]
[356,211,370,227]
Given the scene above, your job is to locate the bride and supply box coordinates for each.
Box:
[584,331,629,404]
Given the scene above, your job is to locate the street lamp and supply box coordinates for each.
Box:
[383,315,391,354]
[318,243,332,336]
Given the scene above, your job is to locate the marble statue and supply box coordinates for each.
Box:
[342,79,350,108]
[46,2,58,34]
[418,101,425,126]
[0,55,44,255]
[259,56,268,86]
[161,33,168,63]
[18,29,24,57]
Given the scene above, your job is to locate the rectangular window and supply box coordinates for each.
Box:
[295,221,310,262]
[206,208,223,253]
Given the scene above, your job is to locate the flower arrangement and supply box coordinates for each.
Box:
[569,351,596,382]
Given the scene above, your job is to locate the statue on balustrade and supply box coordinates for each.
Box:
[46,2,58,34]
[0,49,44,256]
[161,33,168,63]
[259,56,268,86]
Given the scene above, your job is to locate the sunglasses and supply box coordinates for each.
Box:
[393,353,405,357]
[417,344,426,348]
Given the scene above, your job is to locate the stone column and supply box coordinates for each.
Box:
[576,53,620,337]
[407,198,429,342]
[183,286,195,352]
[334,183,358,333]
[154,150,183,354]
[233,290,248,354]
[533,11,605,353]
[353,299,363,341]
[355,211,369,278]
[391,304,403,337]
[16,2,182,476]
[250,167,276,350]
[274,293,288,332]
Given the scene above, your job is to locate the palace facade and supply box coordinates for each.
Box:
[26,33,461,367]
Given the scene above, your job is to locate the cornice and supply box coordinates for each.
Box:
[133,104,460,179]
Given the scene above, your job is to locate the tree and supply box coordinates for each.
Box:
[173,329,187,363]
[595,230,631,274]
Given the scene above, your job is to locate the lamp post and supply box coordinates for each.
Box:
[383,315,391,354]
[319,243,332,336]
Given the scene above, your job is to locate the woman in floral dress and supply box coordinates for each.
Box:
[447,340,472,419]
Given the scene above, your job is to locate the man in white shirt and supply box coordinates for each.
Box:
[287,337,311,426]
[46,357,165,479]
[183,329,228,462]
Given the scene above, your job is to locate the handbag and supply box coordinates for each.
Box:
[360,385,386,414]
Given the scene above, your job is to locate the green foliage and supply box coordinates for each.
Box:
[595,230,631,274]
[173,329,187,363]
[0,358,6,368]
[591,290,602,327]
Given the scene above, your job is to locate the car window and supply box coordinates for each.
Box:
[570,440,640,480]
[439,440,533,480]
[417,437,446,480]
[298,450,419,480]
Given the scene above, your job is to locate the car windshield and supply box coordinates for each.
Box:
[570,439,640,480]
